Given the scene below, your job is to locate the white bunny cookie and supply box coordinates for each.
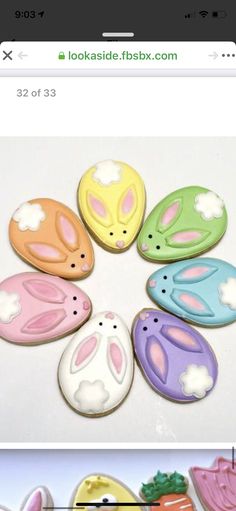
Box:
[1,487,53,511]
[58,311,134,416]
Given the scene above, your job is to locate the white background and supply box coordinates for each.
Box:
[1,78,236,136]
[0,448,232,510]
[0,137,236,442]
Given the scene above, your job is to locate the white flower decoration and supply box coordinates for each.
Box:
[179,364,213,399]
[0,290,21,323]
[219,277,236,310]
[74,380,109,412]
[194,191,224,221]
[13,202,46,231]
[92,160,122,186]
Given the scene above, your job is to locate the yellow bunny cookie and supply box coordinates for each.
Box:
[78,160,145,252]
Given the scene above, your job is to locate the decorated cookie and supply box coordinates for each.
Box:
[0,487,53,511]
[78,160,145,252]
[0,272,91,344]
[71,473,143,511]
[9,198,94,279]
[147,257,236,326]
[190,457,236,511]
[132,309,217,403]
[141,470,195,510]
[58,311,134,416]
[138,186,227,262]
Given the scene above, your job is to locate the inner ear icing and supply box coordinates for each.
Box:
[166,229,210,248]
[26,242,67,263]
[56,212,80,251]
[118,185,138,224]
[87,191,113,227]
[156,198,182,234]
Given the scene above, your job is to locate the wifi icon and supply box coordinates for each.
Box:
[199,10,209,17]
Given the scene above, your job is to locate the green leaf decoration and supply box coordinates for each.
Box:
[141,471,187,501]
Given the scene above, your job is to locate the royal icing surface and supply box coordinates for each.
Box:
[190,457,236,511]
[13,202,46,231]
[141,471,195,511]
[78,160,145,252]
[147,257,236,326]
[71,474,142,511]
[58,311,134,416]
[0,290,21,323]
[9,198,94,279]
[138,186,227,262]
[194,191,224,220]
[132,309,217,402]
[0,272,91,344]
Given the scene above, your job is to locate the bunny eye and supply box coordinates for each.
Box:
[143,326,148,331]
[154,318,158,323]
[123,230,127,234]
[162,289,166,293]
[73,296,77,300]
[163,275,167,280]
[73,311,78,315]
[156,245,161,250]
[99,322,103,326]
[113,325,117,329]
[109,232,114,236]
[80,253,85,258]
[148,234,153,239]
[71,263,76,268]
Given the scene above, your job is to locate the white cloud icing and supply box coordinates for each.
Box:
[92,160,122,186]
[219,277,236,310]
[179,364,213,399]
[13,202,46,231]
[194,191,224,220]
[0,290,21,323]
[74,379,109,412]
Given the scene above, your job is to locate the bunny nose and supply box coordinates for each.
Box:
[81,263,90,272]
[141,243,149,252]
[148,279,157,288]
[116,240,125,248]
[83,301,90,310]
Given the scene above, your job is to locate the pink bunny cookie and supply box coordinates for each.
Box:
[1,487,53,511]
[0,272,92,345]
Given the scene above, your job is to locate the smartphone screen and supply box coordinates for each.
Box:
[0,4,235,511]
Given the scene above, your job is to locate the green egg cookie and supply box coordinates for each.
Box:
[137,186,227,262]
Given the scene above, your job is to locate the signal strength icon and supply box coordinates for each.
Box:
[199,10,209,18]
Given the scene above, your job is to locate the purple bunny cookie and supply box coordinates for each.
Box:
[132,309,218,403]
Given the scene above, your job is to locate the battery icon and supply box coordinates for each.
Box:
[212,10,227,18]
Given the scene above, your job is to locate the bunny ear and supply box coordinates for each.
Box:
[87,191,113,227]
[23,279,66,303]
[161,325,202,352]
[146,335,168,384]
[173,263,218,283]
[21,309,66,334]
[71,332,100,373]
[171,289,214,317]
[21,488,47,511]
[166,229,210,248]
[107,336,127,383]
[26,243,67,263]
[118,185,137,224]
[157,199,182,233]
[56,212,80,251]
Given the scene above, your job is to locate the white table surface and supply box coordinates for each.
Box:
[0,137,235,443]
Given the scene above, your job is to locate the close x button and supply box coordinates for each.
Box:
[2,50,13,61]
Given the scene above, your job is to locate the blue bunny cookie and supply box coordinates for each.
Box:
[147,257,236,326]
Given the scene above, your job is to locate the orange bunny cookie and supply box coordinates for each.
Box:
[9,198,94,279]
